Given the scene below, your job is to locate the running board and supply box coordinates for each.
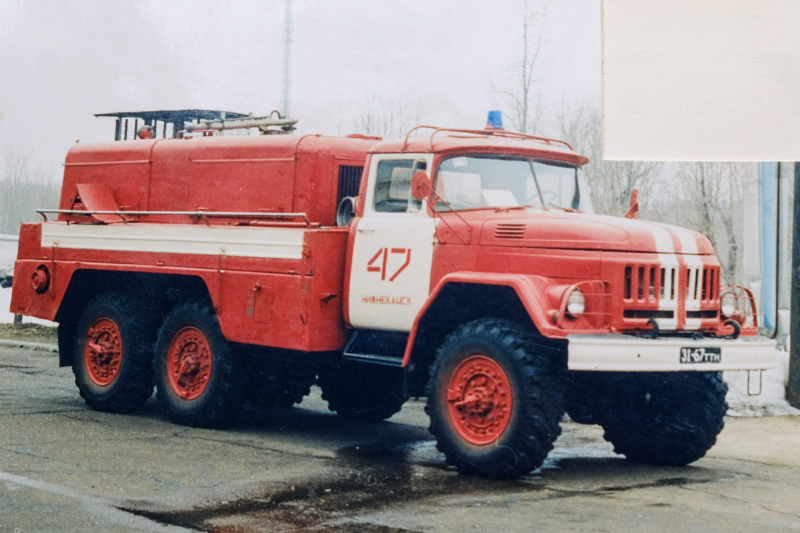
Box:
[342,330,407,367]
[342,352,404,367]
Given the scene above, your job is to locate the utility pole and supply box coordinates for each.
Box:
[788,162,800,407]
[281,0,292,117]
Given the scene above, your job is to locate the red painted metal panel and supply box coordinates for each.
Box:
[75,183,122,223]
[60,141,155,220]
[371,135,589,166]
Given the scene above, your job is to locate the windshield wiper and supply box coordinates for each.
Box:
[547,203,579,213]
[495,203,580,213]
[495,204,535,212]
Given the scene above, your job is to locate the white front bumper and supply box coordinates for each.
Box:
[567,334,776,372]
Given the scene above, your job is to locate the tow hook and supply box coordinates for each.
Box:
[724,319,741,339]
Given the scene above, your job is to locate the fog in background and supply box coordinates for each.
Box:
[0,1,747,282]
[0,0,599,174]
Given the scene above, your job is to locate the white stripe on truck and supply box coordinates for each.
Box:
[40,222,305,260]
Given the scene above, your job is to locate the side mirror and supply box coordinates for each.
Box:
[410,171,433,202]
[624,188,640,219]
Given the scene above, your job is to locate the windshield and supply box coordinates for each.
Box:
[433,155,594,213]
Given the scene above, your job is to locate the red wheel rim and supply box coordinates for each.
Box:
[84,317,123,386]
[446,355,513,445]
[166,327,212,400]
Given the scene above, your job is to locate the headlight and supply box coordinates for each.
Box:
[566,289,586,318]
[719,292,736,318]
[720,291,736,318]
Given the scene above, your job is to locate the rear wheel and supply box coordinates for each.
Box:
[240,360,316,411]
[426,319,565,478]
[599,372,728,465]
[154,302,239,427]
[72,291,157,412]
[266,370,316,408]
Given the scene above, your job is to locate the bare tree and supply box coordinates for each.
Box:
[496,1,545,134]
[655,162,745,282]
[352,96,420,140]
[556,105,744,281]
[555,103,660,216]
[0,150,60,235]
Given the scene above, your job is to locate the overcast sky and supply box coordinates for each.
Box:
[0,0,600,179]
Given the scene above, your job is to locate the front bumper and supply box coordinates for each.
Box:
[567,334,776,372]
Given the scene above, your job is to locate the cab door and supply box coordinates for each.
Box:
[347,154,436,332]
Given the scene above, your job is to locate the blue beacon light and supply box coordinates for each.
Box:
[486,110,503,129]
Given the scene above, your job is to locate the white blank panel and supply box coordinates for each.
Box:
[602,0,800,161]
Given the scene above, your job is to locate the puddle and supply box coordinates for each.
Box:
[118,417,743,532]
[122,437,530,532]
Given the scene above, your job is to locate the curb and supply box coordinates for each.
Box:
[0,339,58,353]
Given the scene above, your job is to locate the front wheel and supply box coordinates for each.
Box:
[426,319,565,478]
[599,372,728,465]
[154,302,239,427]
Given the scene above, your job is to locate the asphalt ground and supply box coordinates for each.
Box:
[1,343,800,532]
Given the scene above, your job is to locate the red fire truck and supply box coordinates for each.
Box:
[10,110,775,478]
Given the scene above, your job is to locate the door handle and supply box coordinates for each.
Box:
[357,228,375,234]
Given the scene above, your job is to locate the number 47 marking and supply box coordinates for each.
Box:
[367,247,412,281]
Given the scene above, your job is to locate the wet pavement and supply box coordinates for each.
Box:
[1,344,800,532]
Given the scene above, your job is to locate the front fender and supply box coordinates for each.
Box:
[402,272,586,367]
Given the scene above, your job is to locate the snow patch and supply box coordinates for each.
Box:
[725,349,800,417]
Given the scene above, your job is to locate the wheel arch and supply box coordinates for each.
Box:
[402,274,555,396]
[56,269,213,367]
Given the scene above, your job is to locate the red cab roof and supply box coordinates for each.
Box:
[370,127,589,166]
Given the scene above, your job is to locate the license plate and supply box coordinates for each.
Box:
[680,347,721,363]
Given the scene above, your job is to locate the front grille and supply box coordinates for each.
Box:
[661,266,677,301]
[623,262,720,329]
[623,264,718,304]
[623,310,674,319]
[495,223,526,239]
[687,310,718,319]
[624,265,672,302]
[686,265,718,303]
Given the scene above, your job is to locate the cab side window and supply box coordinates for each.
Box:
[373,160,417,213]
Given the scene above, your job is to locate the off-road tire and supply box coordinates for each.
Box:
[268,370,316,408]
[154,301,239,427]
[426,319,565,479]
[241,364,316,411]
[600,372,728,466]
[565,371,616,425]
[318,361,407,422]
[58,319,78,367]
[72,291,157,412]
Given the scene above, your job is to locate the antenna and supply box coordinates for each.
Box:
[282,0,293,117]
